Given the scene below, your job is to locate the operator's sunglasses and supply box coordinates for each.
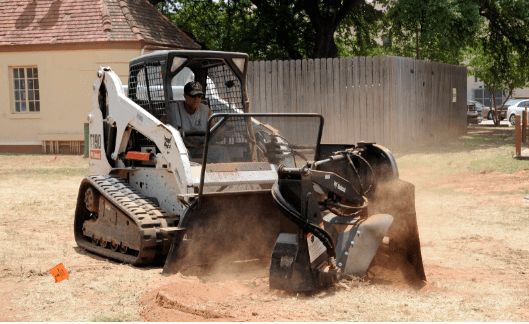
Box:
[188,94,203,99]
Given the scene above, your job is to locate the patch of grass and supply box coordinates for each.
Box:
[0,167,88,177]
[494,190,529,195]
[468,147,529,173]
[91,314,133,322]
[460,134,496,148]
[0,153,43,157]
[37,168,89,176]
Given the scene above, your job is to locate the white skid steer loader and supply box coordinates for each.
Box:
[74,50,425,291]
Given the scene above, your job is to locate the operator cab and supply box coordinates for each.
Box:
[125,50,249,163]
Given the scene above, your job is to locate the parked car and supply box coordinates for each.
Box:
[467,101,483,125]
[468,100,484,115]
[478,103,493,120]
[507,100,529,125]
[482,100,517,120]
[490,98,527,121]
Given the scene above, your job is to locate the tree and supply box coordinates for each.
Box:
[152,0,381,60]
[466,43,529,126]
[466,0,529,126]
[380,0,481,64]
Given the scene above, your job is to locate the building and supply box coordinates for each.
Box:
[0,0,200,154]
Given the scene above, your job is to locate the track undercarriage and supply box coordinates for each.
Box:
[74,174,177,265]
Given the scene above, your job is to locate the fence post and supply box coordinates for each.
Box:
[515,115,521,156]
[84,123,89,158]
[523,111,527,144]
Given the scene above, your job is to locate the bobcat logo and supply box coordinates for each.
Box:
[164,136,172,149]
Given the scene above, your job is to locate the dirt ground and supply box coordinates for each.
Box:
[1,126,528,321]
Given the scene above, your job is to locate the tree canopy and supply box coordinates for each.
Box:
[150,0,529,126]
[154,0,383,60]
[465,0,529,125]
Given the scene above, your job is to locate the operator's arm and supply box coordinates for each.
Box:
[208,109,215,128]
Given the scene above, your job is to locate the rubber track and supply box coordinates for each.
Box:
[76,174,174,265]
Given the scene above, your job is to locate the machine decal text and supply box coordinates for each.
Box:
[334,180,346,193]
[90,150,102,160]
[90,134,101,149]
[164,136,172,149]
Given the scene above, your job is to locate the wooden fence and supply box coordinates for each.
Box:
[246,56,467,151]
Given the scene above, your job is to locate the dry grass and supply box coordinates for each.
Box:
[1,126,528,321]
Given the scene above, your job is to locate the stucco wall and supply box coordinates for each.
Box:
[466,75,484,101]
[513,87,529,99]
[0,47,140,147]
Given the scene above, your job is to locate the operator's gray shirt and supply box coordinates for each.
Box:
[168,101,210,149]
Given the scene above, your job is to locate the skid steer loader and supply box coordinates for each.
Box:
[74,50,425,291]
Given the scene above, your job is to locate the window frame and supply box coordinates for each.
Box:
[9,66,41,114]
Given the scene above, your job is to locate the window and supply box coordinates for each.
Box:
[12,67,40,113]
[474,77,478,83]
[473,88,504,107]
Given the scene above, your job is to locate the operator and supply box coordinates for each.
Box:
[168,81,232,163]
[167,81,213,159]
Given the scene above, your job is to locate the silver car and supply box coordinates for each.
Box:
[507,100,529,125]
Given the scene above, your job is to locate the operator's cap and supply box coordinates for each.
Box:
[184,81,204,96]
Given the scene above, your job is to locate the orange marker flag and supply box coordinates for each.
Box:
[49,263,69,283]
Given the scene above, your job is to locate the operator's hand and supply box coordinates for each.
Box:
[265,135,284,164]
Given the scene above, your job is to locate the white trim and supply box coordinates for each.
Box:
[9,114,41,119]
[0,141,42,145]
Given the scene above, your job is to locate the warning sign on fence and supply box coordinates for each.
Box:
[49,263,69,283]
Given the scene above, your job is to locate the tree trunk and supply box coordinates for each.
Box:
[491,89,500,126]
[312,25,338,58]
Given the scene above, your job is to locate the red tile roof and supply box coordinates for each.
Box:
[0,0,200,49]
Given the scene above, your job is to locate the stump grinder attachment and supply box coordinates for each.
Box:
[75,50,425,293]
[268,143,425,291]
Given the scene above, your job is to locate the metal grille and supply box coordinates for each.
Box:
[206,64,247,152]
[128,62,166,149]
[145,63,166,121]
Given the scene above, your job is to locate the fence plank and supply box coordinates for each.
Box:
[323,58,332,143]
[247,62,254,111]
[352,57,360,143]
[245,56,466,152]
[359,57,366,141]
[396,57,404,148]
[288,60,295,113]
[372,56,380,143]
[331,58,339,143]
[314,59,321,115]
[404,58,412,147]
[277,60,284,113]
[296,60,303,113]
[373,56,381,143]
[271,60,278,114]
[339,58,347,143]
[383,56,390,146]
[258,61,265,113]
[366,57,374,142]
[345,57,354,142]
[302,59,308,113]
[308,59,315,114]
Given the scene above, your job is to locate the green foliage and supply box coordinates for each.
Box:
[465,0,529,125]
[152,0,529,85]
[155,0,382,60]
[380,0,481,64]
[335,2,385,57]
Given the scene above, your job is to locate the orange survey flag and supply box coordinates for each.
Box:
[49,263,69,283]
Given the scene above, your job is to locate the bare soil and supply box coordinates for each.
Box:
[1,126,528,321]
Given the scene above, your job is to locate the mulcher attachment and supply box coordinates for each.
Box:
[269,143,425,291]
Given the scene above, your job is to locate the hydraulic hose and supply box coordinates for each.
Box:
[271,181,336,259]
